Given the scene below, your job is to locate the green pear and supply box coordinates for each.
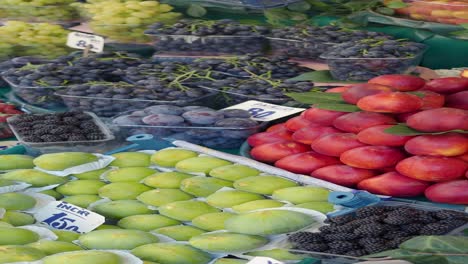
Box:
[33,152,98,171]
[110,152,151,167]
[151,149,198,167]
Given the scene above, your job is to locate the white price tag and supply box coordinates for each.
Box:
[247,257,285,264]
[67,32,104,53]
[34,201,105,233]
[223,100,305,122]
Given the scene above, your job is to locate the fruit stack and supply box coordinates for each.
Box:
[0,101,23,139]
[248,74,468,204]
[0,149,336,263]
[385,0,468,25]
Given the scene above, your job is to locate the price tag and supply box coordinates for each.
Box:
[247,257,285,264]
[34,201,105,233]
[67,32,104,53]
[223,100,305,122]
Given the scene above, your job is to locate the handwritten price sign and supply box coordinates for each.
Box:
[67,32,105,53]
[34,201,104,233]
[223,100,305,122]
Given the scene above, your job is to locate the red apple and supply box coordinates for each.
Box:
[396,111,419,123]
[423,77,468,94]
[368,74,426,91]
[357,92,423,113]
[292,126,341,145]
[247,130,293,147]
[457,152,468,163]
[357,172,430,197]
[404,133,468,157]
[333,112,396,133]
[312,164,376,187]
[418,91,445,110]
[302,107,347,126]
[340,146,406,169]
[396,155,468,182]
[425,180,468,204]
[406,108,468,132]
[275,151,341,175]
[357,125,414,147]
[266,123,288,132]
[311,133,367,157]
[284,116,319,132]
[445,91,468,110]
[341,83,395,104]
[250,141,310,163]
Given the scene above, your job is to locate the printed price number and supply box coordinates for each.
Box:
[42,212,80,232]
[247,257,284,264]
[67,32,104,53]
[248,107,276,118]
[223,100,305,122]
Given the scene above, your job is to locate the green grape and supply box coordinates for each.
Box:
[0,0,78,22]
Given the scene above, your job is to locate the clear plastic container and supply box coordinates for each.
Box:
[112,114,264,149]
[149,35,268,56]
[385,0,468,25]
[7,112,116,154]
[320,49,427,81]
[2,76,66,109]
[55,88,218,118]
[268,38,336,60]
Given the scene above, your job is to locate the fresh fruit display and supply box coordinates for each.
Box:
[248,74,468,203]
[79,0,182,43]
[112,105,261,149]
[145,19,270,55]
[1,52,142,108]
[0,0,79,24]
[287,205,468,256]
[320,39,427,81]
[0,21,70,59]
[0,101,23,139]
[385,0,468,25]
[268,25,391,60]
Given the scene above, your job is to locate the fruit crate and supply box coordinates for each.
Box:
[7,112,116,154]
[268,38,337,60]
[320,47,427,81]
[2,76,66,109]
[384,0,468,25]
[55,85,219,118]
[148,35,269,56]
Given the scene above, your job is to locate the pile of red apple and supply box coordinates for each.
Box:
[248,74,468,205]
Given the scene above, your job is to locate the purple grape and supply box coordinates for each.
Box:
[182,106,215,112]
[143,105,184,115]
[185,128,221,139]
[142,114,185,126]
[112,115,143,125]
[220,109,252,118]
[182,110,224,125]
[215,118,258,128]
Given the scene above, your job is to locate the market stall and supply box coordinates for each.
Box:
[0,1,467,264]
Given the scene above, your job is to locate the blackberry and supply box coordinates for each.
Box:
[86,133,105,140]
[383,231,413,240]
[386,236,414,248]
[15,115,37,122]
[329,214,356,225]
[364,243,391,254]
[383,215,414,225]
[50,127,72,135]
[323,233,359,242]
[40,134,59,142]
[401,223,424,235]
[345,249,368,257]
[328,241,358,251]
[67,134,87,141]
[73,113,93,120]
[62,117,79,125]
[419,223,452,235]
[354,224,388,236]
[295,243,329,252]
[357,237,387,247]
[33,129,50,136]
[354,215,383,224]
[324,248,349,255]
[22,136,43,142]
[288,232,324,244]
[414,214,437,224]
[318,225,335,234]
[438,219,467,229]
[80,121,99,130]
[433,210,468,220]
[355,206,387,218]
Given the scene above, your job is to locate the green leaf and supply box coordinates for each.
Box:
[287,1,311,12]
[288,70,360,83]
[314,103,361,112]
[376,7,395,16]
[400,236,468,254]
[187,4,207,17]
[384,124,468,136]
[386,0,408,9]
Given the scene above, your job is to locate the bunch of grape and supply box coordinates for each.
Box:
[269,25,392,59]
[79,0,182,43]
[321,39,427,81]
[0,21,70,59]
[145,19,270,55]
[0,0,79,24]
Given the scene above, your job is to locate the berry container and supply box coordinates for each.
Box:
[111,112,265,149]
[148,35,268,56]
[320,48,427,81]
[384,0,468,25]
[2,76,66,109]
[55,87,218,118]
[7,112,116,154]
[268,38,336,60]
